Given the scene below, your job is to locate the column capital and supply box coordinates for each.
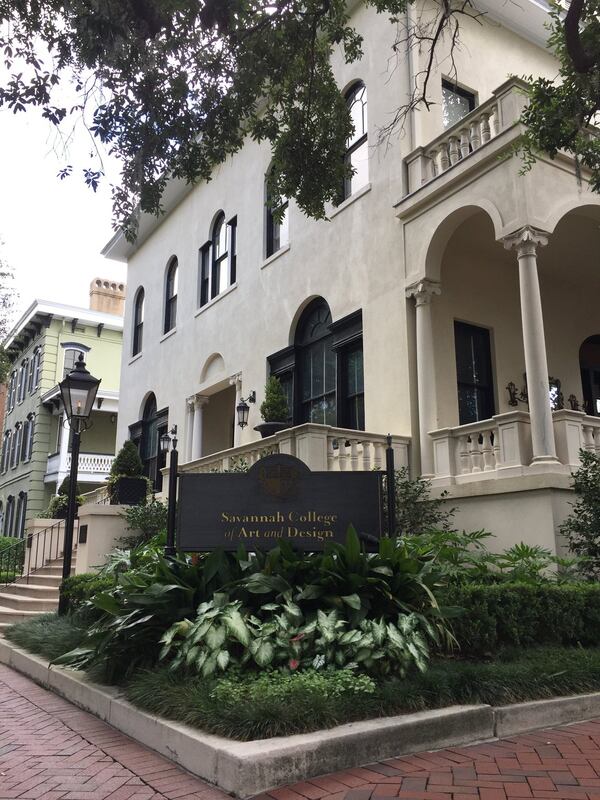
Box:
[229,373,243,391]
[503,225,549,258]
[406,279,441,306]
[193,394,209,409]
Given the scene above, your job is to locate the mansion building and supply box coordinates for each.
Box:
[103,0,600,550]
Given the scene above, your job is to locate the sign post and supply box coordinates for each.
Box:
[385,434,396,538]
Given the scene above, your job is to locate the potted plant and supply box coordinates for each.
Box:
[41,477,84,519]
[254,376,290,438]
[108,440,148,505]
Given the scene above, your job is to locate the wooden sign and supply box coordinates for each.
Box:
[176,453,383,552]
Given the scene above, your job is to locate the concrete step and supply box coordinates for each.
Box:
[16,574,62,588]
[0,592,59,612]
[2,583,59,599]
[0,606,46,625]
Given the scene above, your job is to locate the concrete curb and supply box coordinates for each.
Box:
[1,638,600,798]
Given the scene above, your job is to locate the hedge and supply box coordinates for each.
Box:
[0,535,26,574]
[60,572,115,615]
[447,583,600,656]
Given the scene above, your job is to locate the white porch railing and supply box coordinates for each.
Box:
[66,453,115,475]
[404,78,528,195]
[179,423,410,476]
[430,409,600,485]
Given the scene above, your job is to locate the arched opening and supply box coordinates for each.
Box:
[132,288,145,356]
[164,257,178,334]
[341,81,368,202]
[138,393,167,491]
[580,336,600,416]
[295,299,337,425]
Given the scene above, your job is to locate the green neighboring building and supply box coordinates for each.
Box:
[0,280,124,535]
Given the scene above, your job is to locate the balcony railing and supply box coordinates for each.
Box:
[404,78,529,196]
[178,423,410,476]
[430,409,600,486]
[66,453,115,475]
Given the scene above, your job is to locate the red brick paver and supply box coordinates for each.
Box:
[254,720,600,800]
[0,665,228,800]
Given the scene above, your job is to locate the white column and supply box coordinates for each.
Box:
[230,374,243,447]
[185,398,195,462]
[191,396,208,461]
[503,226,558,465]
[56,415,71,491]
[406,279,441,477]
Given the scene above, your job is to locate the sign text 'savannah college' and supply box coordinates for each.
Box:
[176,453,383,551]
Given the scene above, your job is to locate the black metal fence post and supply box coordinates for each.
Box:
[385,434,396,539]
[164,445,178,557]
[58,423,80,615]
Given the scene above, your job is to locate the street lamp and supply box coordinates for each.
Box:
[57,354,101,615]
[236,390,256,429]
[160,425,178,557]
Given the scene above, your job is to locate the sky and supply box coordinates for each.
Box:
[0,105,127,325]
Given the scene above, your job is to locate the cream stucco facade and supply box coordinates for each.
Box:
[104,1,600,552]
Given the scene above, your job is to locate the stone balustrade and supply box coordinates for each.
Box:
[404,78,529,195]
[67,453,115,475]
[178,423,410,476]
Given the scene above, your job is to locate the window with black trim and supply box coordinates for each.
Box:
[129,393,168,491]
[268,302,365,431]
[164,258,178,334]
[199,244,210,308]
[7,371,16,412]
[4,495,14,536]
[454,321,495,425]
[1,431,10,473]
[10,424,22,469]
[30,346,42,391]
[342,82,368,202]
[22,414,35,462]
[198,214,237,308]
[133,288,145,355]
[15,492,27,538]
[442,79,476,128]
[17,360,28,403]
[266,172,289,258]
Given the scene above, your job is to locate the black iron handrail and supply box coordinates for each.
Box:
[0,520,70,588]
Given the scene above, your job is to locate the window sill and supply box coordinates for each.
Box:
[195,283,238,318]
[261,243,290,270]
[160,328,177,343]
[128,352,143,366]
[329,182,372,219]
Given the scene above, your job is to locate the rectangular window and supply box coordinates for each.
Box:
[442,79,476,128]
[342,343,365,431]
[228,217,237,285]
[199,243,210,307]
[454,321,495,425]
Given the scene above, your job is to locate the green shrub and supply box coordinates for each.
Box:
[560,450,600,578]
[110,440,144,478]
[5,613,88,661]
[58,476,82,497]
[60,573,115,615]
[121,497,168,547]
[447,582,600,656]
[40,493,84,518]
[0,535,26,574]
[391,468,455,534]
[259,376,289,423]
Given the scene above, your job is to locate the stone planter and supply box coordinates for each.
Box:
[110,477,147,506]
[253,422,289,439]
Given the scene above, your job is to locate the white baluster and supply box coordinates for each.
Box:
[362,440,372,471]
[490,104,499,137]
[492,428,501,468]
[427,148,438,178]
[582,425,595,452]
[350,440,359,471]
[459,128,470,159]
[480,112,491,144]
[448,136,460,165]
[458,435,470,474]
[470,119,481,150]
[338,440,348,471]
[482,431,495,471]
[373,442,383,470]
[439,143,450,172]
[327,437,335,471]
[469,434,483,473]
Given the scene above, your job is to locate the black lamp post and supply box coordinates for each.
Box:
[160,425,178,557]
[57,354,101,615]
[236,391,256,429]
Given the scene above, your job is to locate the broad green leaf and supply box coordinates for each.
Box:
[224,609,250,646]
[341,593,361,610]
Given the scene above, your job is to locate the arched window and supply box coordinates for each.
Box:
[10,424,22,469]
[199,213,237,308]
[164,258,178,334]
[22,414,35,462]
[30,346,42,391]
[296,300,337,425]
[140,394,164,491]
[133,288,145,356]
[7,370,16,412]
[4,496,15,536]
[62,346,86,379]
[17,359,28,403]
[342,82,368,202]
[15,492,27,538]
[1,431,10,473]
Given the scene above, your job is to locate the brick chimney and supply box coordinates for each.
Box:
[89,278,126,316]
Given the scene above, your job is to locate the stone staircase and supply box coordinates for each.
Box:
[0,553,76,631]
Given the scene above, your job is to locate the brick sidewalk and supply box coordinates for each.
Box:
[0,665,229,800]
[253,719,600,800]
